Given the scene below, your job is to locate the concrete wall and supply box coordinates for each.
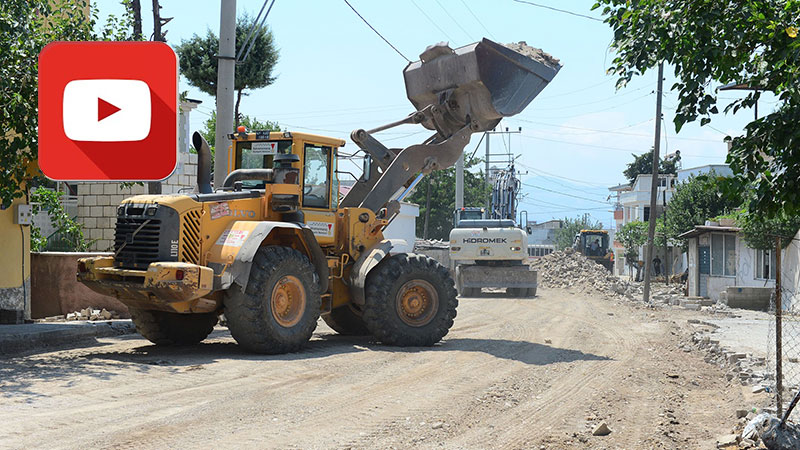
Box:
[0,196,31,323]
[30,252,129,318]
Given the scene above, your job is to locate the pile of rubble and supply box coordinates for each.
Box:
[530,250,639,299]
[530,250,698,306]
[38,307,122,322]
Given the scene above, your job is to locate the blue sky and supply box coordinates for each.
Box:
[95,0,776,227]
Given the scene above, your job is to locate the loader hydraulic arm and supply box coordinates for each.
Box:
[339,38,561,215]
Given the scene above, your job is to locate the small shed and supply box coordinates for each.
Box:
[679,225,741,300]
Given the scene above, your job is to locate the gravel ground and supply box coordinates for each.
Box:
[1,288,747,449]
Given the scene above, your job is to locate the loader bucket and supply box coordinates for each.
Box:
[403,38,561,136]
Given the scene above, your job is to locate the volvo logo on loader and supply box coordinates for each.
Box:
[462,237,508,244]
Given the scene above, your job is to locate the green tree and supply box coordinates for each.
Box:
[30,187,92,252]
[618,220,648,270]
[200,111,281,156]
[175,15,279,126]
[407,157,491,240]
[0,0,136,207]
[738,207,800,250]
[622,149,679,184]
[593,0,800,216]
[553,216,603,251]
[664,173,741,249]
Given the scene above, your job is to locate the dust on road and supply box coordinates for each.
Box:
[0,288,742,449]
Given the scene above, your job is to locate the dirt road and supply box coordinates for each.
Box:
[1,288,743,449]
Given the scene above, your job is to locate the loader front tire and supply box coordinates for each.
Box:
[129,308,218,346]
[224,246,321,354]
[363,253,458,347]
[322,305,370,336]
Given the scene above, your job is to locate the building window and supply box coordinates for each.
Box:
[710,233,736,276]
[756,249,777,280]
[643,206,650,222]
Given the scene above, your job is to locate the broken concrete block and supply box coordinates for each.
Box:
[752,386,765,394]
[100,309,112,320]
[592,422,612,436]
[735,409,748,418]
[716,434,737,447]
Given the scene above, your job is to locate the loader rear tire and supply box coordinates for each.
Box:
[363,253,458,347]
[224,246,321,354]
[322,305,370,336]
[129,308,218,346]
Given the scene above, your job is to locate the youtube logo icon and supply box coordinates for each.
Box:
[39,42,177,181]
[62,79,152,142]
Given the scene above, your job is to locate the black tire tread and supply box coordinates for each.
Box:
[224,246,321,354]
[362,253,458,346]
[129,308,218,346]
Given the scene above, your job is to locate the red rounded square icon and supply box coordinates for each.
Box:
[39,42,178,181]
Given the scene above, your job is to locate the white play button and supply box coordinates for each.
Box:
[62,79,151,142]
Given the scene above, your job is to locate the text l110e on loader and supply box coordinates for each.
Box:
[77,38,561,353]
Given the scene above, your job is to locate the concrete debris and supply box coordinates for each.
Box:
[591,421,612,436]
[717,434,738,448]
[529,251,686,304]
[37,307,122,323]
[431,422,444,430]
[744,413,800,450]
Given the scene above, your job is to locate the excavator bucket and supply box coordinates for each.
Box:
[403,38,561,137]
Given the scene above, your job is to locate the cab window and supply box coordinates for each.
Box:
[303,144,331,208]
[235,140,292,189]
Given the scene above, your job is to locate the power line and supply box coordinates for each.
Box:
[459,0,496,39]
[343,0,410,62]
[524,91,655,119]
[518,133,725,159]
[409,0,457,43]
[514,118,725,143]
[512,0,604,22]
[530,83,656,111]
[516,161,614,187]
[434,0,474,41]
[521,181,612,204]
[535,78,616,100]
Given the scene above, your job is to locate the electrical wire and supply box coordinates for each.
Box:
[512,0,604,22]
[409,0,457,43]
[458,0,496,39]
[343,0,410,62]
[524,91,655,120]
[434,0,474,41]
[521,181,612,204]
[530,83,657,111]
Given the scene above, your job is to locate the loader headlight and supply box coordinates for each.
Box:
[145,205,158,216]
[117,205,125,216]
[510,246,521,251]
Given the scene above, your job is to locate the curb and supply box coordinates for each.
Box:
[0,320,136,357]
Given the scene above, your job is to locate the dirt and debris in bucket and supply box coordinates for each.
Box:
[504,41,561,68]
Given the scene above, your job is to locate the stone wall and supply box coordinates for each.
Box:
[74,151,198,251]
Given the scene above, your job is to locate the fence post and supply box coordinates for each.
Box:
[777,236,783,416]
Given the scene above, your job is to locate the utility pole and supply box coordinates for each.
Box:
[663,189,669,284]
[148,0,169,195]
[455,150,464,210]
[643,62,664,303]
[484,127,521,216]
[214,0,236,189]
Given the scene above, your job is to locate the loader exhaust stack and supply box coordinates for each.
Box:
[341,38,561,213]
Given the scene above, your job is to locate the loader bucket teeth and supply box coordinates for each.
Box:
[403,38,561,137]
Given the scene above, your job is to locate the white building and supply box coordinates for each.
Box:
[607,164,733,277]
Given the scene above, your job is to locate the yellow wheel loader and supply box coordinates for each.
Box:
[77,39,560,353]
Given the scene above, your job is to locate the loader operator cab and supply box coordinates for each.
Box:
[231,130,341,211]
[574,230,610,257]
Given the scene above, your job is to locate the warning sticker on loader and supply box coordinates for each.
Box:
[210,202,231,220]
[215,229,250,247]
[251,142,277,155]
[307,221,335,238]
